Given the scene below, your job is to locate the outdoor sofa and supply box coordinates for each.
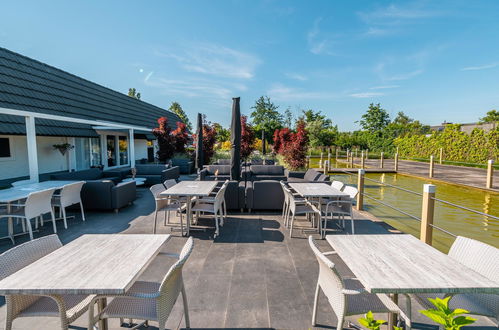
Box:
[285,168,329,183]
[51,168,136,212]
[172,158,194,174]
[198,165,232,181]
[243,165,287,181]
[130,164,180,185]
[245,180,285,211]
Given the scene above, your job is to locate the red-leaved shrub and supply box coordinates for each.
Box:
[152,117,190,162]
[273,120,308,170]
[241,115,256,160]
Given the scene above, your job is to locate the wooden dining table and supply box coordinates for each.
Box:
[0,234,171,330]
[160,180,218,236]
[326,234,499,327]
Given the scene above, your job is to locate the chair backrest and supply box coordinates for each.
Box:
[60,181,85,207]
[343,186,358,199]
[331,180,345,191]
[449,236,499,281]
[308,236,346,315]
[11,179,32,187]
[0,234,62,280]
[158,237,194,316]
[163,179,177,189]
[24,188,56,219]
[150,184,166,199]
[215,180,229,209]
[279,181,289,204]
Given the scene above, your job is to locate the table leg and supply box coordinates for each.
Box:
[98,297,108,330]
[388,293,398,329]
[185,196,192,236]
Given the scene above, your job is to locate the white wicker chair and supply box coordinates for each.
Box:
[51,181,85,229]
[0,188,57,242]
[413,236,498,324]
[198,180,229,219]
[308,236,411,329]
[150,184,185,235]
[320,185,358,237]
[284,188,320,238]
[331,180,345,191]
[279,181,306,229]
[191,181,228,237]
[0,235,94,330]
[88,237,194,330]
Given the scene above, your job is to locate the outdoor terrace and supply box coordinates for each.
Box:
[0,186,496,329]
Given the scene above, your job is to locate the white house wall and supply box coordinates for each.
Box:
[134,139,148,160]
[0,135,69,180]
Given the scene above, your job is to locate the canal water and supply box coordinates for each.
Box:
[310,158,499,252]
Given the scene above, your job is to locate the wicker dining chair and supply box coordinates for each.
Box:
[0,235,94,330]
[88,237,194,330]
[308,236,411,329]
[319,186,358,237]
[150,184,185,235]
[191,181,228,237]
[284,188,320,238]
[163,179,177,189]
[413,236,498,324]
[0,188,57,242]
[197,180,229,219]
[331,180,345,191]
[51,181,85,229]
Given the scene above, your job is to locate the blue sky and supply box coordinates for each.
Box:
[1,0,499,131]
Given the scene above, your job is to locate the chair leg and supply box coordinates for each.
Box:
[61,207,68,229]
[79,202,85,221]
[50,210,57,233]
[179,210,184,236]
[337,314,345,330]
[181,284,190,329]
[164,209,167,226]
[214,214,220,237]
[289,214,295,238]
[153,210,158,234]
[26,218,33,240]
[350,213,355,234]
[312,282,320,326]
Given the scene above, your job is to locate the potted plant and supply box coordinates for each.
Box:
[52,143,74,156]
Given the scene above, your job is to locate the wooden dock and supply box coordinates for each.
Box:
[320,168,397,174]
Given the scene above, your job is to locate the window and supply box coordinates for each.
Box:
[0,137,12,159]
[107,135,116,167]
[90,137,101,167]
[119,136,128,165]
[75,138,90,170]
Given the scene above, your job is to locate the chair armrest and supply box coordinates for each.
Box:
[161,166,180,182]
[323,251,337,256]
[111,181,136,209]
[198,168,208,181]
[158,252,180,259]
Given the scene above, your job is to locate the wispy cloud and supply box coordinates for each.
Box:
[460,62,498,71]
[307,18,334,55]
[364,27,392,37]
[155,43,261,79]
[369,85,399,90]
[144,71,154,83]
[359,4,440,24]
[349,92,384,98]
[267,83,333,101]
[387,69,423,81]
[285,72,308,81]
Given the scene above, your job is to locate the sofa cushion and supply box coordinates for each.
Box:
[252,175,287,181]
[135,164,169,175]
[51,168,103,181]
[250,165,284,176]
[204,175,231,181]
[286,177,306,183]
[246,180,285,210]
[206,165,231,175]
[304,169,321,181]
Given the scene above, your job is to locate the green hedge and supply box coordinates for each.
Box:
[394,124,499,164]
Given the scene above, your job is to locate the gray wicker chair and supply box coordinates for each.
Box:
[88,237,194,330]
[413,236,498,325]
[51,181,85,229]
[309,236,411,329]
[150,184,186,235]
[0,235,94,330]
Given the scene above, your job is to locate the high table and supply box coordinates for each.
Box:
[0,234,170,330]
[160,181,218,236]
[326,234,499,327]
[0,181,78,242]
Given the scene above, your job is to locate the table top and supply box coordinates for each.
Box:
[0,180,79,203]
[123,177,146,182]
[0,234,170,295]
[289,182,348,198]
[326,234,499,294]
[160,180,218,197]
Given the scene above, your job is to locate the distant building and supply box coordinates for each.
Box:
[430,121,497,133]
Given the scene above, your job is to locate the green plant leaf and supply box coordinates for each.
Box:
[420,309,448,325]
[358,318,370,327]
[452,316,477,326]
[450,308,469,316]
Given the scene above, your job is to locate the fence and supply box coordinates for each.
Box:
[335,168,499,249]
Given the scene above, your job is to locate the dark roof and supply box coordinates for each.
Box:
[0,47,182,136]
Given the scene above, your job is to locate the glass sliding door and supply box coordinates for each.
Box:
[107,135,117,167]
[90,137,101,167]
[119,136,128,165]
[74,138,90,170]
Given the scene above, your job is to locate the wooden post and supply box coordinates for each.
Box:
[335,148,339,161]
[486,160,494,189]
[327,151,331,171]
[350,151,354,168]
[394,153,399,172]
[439,148,443,165]
[361,151,365,169]
[320,151,324,167]
[366,149,369,160]
[357,169,365,211]
[346,149,350,167]
[380,152,384,168]
[420,184,436,245]
[429,155,434,178]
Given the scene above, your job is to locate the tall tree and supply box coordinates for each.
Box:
[127,88,141,100]
[479,110,499,123]
[359,103,390,133]
[300,109,332,128]
[212,123,230,142]
[240,115,256,160]
[250,96,283,142]
[168,102,192,131]
[284,108,294,128]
